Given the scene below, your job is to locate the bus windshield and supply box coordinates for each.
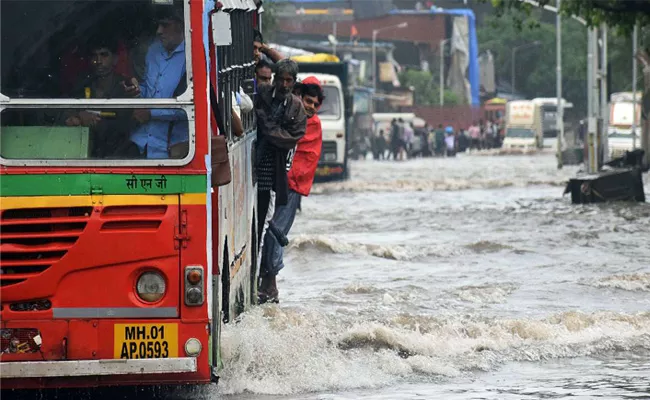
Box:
[318,86,342,119]
[506,128,535,138]
[0,0,191,162]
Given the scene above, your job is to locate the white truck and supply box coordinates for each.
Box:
[503,100,542,150]
[297,72,346,180]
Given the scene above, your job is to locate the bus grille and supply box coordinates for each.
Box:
[0,207,92,288]
[321,141,338,162]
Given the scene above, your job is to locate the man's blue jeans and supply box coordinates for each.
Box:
[261,189,301,277]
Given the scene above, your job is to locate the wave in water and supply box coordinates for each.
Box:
[289,235,469,261]
[215,307,650,395]
[311,178,568,195]
[464,241,514,254]
[584,273,650,292]
[453,283,518,304]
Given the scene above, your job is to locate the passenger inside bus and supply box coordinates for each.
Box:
[63,36,140,158]
[0,0,190,161]
[129,4,188,159]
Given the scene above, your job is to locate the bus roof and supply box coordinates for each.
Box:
[610,92,643,103]
[531,97,573,108]
[297,72,341,88]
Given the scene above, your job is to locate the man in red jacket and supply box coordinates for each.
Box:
[258,76,324,303]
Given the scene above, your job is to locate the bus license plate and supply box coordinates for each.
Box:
[113,323,178,359]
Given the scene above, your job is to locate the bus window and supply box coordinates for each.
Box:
[318,86,342,119]
[0,0,192,162]
[0,0,189,99]
[0,108,189,160]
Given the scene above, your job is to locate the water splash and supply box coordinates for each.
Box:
[216,308,650,395]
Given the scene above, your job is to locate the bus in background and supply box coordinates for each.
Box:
[532,97,573,150]
[608,92,642,159]
[295,58,351,182]
[0,0,258,389]
[297,72,346,181]
[503,100,542,150]
[484,97,507,122]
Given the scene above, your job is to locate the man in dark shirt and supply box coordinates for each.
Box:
[64,36,136,158]
[254,59,306,295]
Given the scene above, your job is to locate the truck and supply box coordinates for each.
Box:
[295,59,354,182]
[532,97,573,150]
[503,100,542,150]
[503,98,571,151]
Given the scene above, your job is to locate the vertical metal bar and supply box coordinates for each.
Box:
[440,39,445,106]
[632,23,638,149]
[372,30,377,91]
[556,0,563,169]
[587,28,596,174]
[333,22,337,55]
[226,11,233,139]
[600,24,608,163]
[510,47,517,95]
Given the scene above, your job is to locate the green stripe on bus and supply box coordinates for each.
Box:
[0,174,207,196]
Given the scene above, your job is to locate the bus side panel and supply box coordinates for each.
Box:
[226,130,256,318]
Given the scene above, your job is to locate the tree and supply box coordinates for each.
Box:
[485,0,650,161]
[479,3,649,116]
[479,13,589,113]
[399,69,460,106]
[261,1,279,41]
[487,0,650,35]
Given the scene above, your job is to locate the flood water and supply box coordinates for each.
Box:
[213,153,650,399]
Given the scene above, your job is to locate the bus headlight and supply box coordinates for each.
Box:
[185,266,204,306]
[136,272,166,303]
[185,338,202,357]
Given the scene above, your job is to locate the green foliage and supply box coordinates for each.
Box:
[444,90,461,106]
[261,1,278,41]
[479,12,642,115]
[486,0,650,35]
[398,69,460,106]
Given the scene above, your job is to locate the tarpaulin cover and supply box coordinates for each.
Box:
[390,8,480,106]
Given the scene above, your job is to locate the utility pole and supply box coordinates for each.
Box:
[586,27,598,174]
[512,41,541,96]
[372,22,408,92]
[585,25,608,173]
[332,22,337,56]
[556,0,563,169]
[372,30,377,91]
[600,24,609,164]
[440,38,449,106]
[632,23,638,149]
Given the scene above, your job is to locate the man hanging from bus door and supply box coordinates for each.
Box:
[127,3,188,159]
[255,60,274,88]
[253,29,284,66]
[258,76,324,303]
[254,59,307,300]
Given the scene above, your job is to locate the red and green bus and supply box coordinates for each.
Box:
[0,0,259,389]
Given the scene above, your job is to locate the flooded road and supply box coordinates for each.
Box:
[216,154,650,399]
